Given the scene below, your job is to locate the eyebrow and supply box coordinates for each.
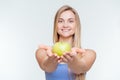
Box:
[58,18,75,20]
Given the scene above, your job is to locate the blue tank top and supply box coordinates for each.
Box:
[45,63,75,80]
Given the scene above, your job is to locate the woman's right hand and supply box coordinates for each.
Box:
[39,44,60,63]
[37,44,61,72]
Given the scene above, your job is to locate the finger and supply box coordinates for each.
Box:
[62,53,73,62]
[54,54,60,59]
[53,54,61,63]
[76,48,86,53]
[71,47,78,55]
[64,52,73,58]
[47,54,58,62]
[58,58,62,63]
[71,47,78,51]
[61,56,68,63]
[46,49,53,57]
[52,54,60,60]
[65,53,74,62]
[53,54,59,60]
[52,56,58,63]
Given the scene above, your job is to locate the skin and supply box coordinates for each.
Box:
[36,10,96,74]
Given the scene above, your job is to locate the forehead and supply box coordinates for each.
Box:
[59,10,75,19]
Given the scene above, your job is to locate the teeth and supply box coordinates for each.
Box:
[62,29,70,32]
[63,30,69,31]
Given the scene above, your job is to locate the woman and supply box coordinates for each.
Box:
[36,5,96,80]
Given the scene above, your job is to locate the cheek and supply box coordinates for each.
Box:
[57,24,63,31]
[57,24,62,29]
[71,29,76,34]
[56,26,61,34]
[71,25,76,32]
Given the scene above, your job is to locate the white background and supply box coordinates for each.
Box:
[0,0,120,80]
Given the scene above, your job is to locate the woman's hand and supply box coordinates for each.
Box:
[38,44,61,72]
[61,47,86,74]
[61,47,96,74]
[61,47,85,64]
[39,44,60,64]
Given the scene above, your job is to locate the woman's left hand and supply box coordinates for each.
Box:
[61,47,85,64]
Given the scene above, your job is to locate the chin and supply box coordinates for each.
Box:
[62,35,73,38]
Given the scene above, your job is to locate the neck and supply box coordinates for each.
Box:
[58,36,73,46]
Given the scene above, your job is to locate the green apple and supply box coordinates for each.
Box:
[52,42,71,56]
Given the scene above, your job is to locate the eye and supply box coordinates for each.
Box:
[69,20,74,23]
[58,20,63,23]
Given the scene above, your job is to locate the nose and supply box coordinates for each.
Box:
[63,22,68,28]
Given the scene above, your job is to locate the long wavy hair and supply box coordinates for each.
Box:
[53,5,86,80]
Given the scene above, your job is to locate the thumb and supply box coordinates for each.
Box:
[46,47,53,57]
[76,48,86,53]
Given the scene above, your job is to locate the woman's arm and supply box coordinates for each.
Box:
[35,45,60,72]
[61,48,96,74]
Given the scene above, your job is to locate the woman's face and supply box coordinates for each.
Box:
[57,10,76,38]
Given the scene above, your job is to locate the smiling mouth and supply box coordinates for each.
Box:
[62,29,71,32]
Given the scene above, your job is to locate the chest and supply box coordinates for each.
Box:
[45,64,75,80]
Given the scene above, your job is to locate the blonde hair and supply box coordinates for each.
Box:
[53,5,85,80]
